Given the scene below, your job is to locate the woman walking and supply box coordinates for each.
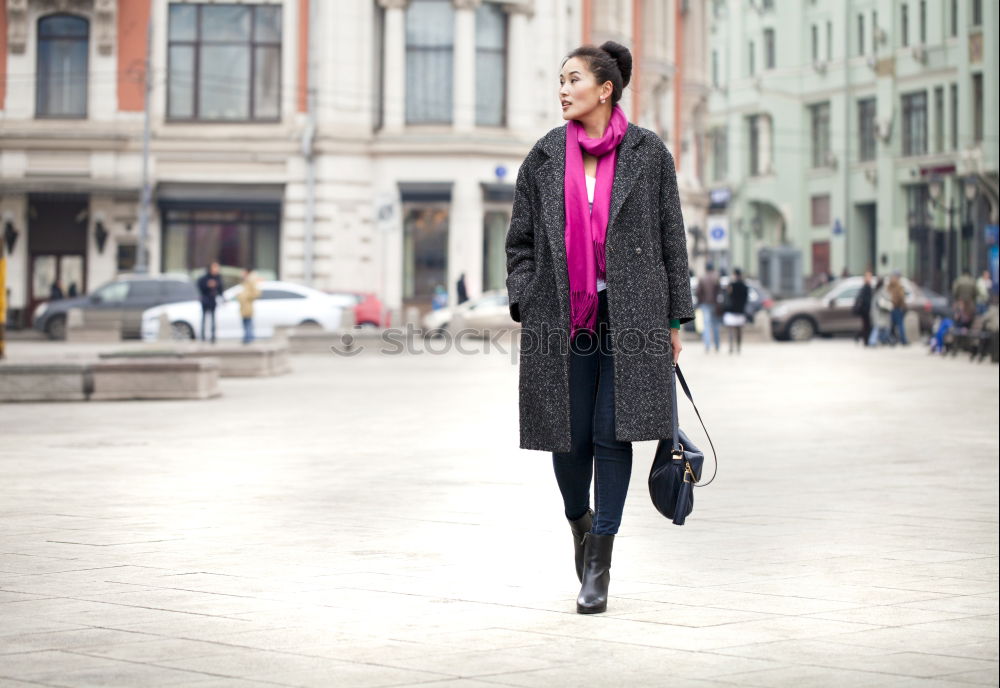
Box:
[723,268,749,354]
[505,41,693,614]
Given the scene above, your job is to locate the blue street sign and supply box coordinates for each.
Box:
[495,165,507,181]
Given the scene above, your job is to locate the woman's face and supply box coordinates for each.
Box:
[559,57,612,121]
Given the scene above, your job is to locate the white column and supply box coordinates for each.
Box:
[380,0,408,132]
[453,0,480,131]
[504,4,532,132]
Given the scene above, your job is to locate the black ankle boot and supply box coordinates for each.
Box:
[576,533,614,614]
[568,509,593,582]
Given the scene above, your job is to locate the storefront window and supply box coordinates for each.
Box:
[160,205,280,285]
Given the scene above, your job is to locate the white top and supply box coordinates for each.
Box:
[586,175,607,293]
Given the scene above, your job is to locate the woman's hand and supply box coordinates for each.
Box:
[671,328,682,365]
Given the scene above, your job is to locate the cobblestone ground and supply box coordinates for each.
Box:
[1,337,997,687]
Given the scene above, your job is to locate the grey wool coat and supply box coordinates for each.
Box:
[505,122,695,453]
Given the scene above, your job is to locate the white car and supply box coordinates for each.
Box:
[141,280,356,341]
[421,290,513,336]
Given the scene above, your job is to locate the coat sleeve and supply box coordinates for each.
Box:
[505,160,537,323]
[659,146,695,325]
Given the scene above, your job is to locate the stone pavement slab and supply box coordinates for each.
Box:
[1,339,997,687]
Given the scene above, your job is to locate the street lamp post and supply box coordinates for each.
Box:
[928,178,957,293]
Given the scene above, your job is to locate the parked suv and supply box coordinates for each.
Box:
[769,276,934,341]
[33,274,198,340]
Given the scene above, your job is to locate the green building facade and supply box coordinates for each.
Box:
[705,0,997,296]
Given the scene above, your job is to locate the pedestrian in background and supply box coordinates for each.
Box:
[237,268,260,345]
[887,271,908,346]
[456,272,469,305]
[695,262,722,353]
[853,271,874,346]
[975,269,993,315]
[868,276,891,346]
[952,270,977,325]
[723,267,748,354]
[431,284,448,310]
[197,261,224,343]
[49,279,64,301]
[505,41,692,615]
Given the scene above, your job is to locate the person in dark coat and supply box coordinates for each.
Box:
[723,268,749,354]
[695,263,722,352]
[196,262,224,343]
[49,280,65,301]
[456,272,469,305]
[853,271,874,346]
[505,41,693,616]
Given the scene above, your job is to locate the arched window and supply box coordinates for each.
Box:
[36,14,89,118]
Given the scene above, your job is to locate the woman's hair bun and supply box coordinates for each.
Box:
[600,41,632,89]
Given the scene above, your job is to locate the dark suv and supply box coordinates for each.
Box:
[33,274,198,340]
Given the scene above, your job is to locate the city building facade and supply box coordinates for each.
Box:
[1,0,704,329]
[705,0,997,296]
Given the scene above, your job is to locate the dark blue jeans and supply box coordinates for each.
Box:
[552,289,633,536]
[200,306,216,343]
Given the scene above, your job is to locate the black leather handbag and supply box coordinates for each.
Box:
[648,365,717,525]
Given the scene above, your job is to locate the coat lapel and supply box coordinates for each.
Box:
[607,124,646,233]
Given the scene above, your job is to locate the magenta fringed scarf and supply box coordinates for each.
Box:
[564,105,628,336]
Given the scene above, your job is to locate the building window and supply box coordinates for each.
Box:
[167,4,281,122]
[972,73,983,143]
[161,205,281,280]
[483,210,509,292]
[858,14,865,55]
[858,97,877,162]
[406,0,454,124]
[403,204,450,299]
[919,0,926,43]
[811,195,831,227]
[475,3,506,126]
[950,83,958,149]
[748,40,755,76]
[810,102,831,168]
[934,86,944,152]
[901,91,928,156]
[826,21,832,60]
[712,50,719,87]
[901,2,909,47]
[972,0,982,26]
[748,116,760,176]
[711,126,728,182]
[763,28,775,69]
[36,14,89,118]
[811,25,818,61]
[950,0,958,36]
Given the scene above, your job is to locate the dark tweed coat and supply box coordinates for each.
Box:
[505,122,694,453]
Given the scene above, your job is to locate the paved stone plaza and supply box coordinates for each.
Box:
[1,337,997,687]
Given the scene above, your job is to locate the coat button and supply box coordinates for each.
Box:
[635,247,642,254]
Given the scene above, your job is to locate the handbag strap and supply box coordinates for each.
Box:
[671,364,718,487]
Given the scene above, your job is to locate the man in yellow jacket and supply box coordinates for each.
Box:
[237,269,261,344]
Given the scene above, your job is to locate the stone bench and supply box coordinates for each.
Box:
[89,358,220,401]
[65,307,122,343]
[0,359,220,402]
[99,342,290,377]
[0,362,90,402]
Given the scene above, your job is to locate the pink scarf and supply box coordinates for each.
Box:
[564,105,628,336]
